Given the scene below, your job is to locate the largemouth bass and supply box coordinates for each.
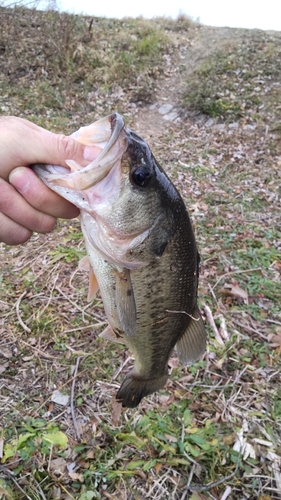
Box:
[34,113,206,408]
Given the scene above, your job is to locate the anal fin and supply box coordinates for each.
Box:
[99,325,126,345]
[176,305,206,365]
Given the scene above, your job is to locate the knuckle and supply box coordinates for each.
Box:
[57,135,80,160]
[0,218,32,245]
[11,228,32,245]
[38,214,56,233]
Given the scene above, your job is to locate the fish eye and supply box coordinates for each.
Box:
[131,166,152,188]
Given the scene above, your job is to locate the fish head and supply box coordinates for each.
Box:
[33,113,171,268]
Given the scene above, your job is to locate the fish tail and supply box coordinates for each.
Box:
[116,370,168,408]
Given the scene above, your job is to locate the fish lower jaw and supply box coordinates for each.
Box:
[116,369,169,408]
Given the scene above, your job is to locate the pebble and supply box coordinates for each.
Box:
[51,390,70,406]
[163,111,178,121]
[158,103,173,115]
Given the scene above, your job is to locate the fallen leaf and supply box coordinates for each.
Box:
[0,348,13,359]
[268,333,281,347]
[68,472,84,482]
[219,282,248,303]
[0,362,9,374]
[154,462,163,474]
[111,397,122,426]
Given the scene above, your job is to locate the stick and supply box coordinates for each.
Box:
[71,357,81,441]
[203,304,224,345]
[15,291,31,333]
[213,267,261,290]
[231,318,268,341]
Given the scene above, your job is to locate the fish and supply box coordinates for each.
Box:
[33,113,206,408]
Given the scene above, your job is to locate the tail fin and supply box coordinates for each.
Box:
[116,370,168,408]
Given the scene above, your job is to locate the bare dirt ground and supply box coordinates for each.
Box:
[135,26,245,138]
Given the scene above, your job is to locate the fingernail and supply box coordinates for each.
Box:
[83,145,102,162]
[9,167,30,194]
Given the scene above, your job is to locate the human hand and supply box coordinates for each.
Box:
[0,116,98,245]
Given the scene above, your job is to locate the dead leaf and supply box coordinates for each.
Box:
[154,462,163,474]
[49,457,67,475]
[68,472,84,482]
[111,396,122,426]
[0,348,13,358]
[223,433,236,445]
[0,362,9,374]
[219,282,248,303]
[268,333,281,347]
[164,433,177,443]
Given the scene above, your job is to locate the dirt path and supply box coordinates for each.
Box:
[134,25,245,140]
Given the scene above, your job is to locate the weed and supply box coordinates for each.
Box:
[184,32,281,123]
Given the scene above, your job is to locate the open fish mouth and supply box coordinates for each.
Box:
[39,113,128,191]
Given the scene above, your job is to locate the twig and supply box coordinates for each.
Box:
[55,286,91,319]
[0,465,33,500]
[58,483,76,500]
[111,356,134,382]
[15,291,31,333]
[267,319,281,326]
[203,304,224,345]
[63,322,107,334]
[30,474,48,500]
[180,464,196,500]
[71,357,81,441]
[18,338,57,359]
[221,486,232,500]
[189,455,241,493]
[218,313,229,340]
[208,283,218,305]
[212,267,262,290]
[231,318,268,341]
[36,273,59,320]
[32,367,89,415]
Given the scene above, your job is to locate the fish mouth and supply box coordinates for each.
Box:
[35,113,128,191]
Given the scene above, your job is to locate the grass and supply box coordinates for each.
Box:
[0,5,177,128]
[1,5,281,500]
[183,30,281,126]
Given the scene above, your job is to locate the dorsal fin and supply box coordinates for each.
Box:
[176,305,206,365]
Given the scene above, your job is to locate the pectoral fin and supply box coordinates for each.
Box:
[115,269,137,337]
[87,268,99,302]
[79,255,91,271]
[78,256,99,301]
[176,306,206,365]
